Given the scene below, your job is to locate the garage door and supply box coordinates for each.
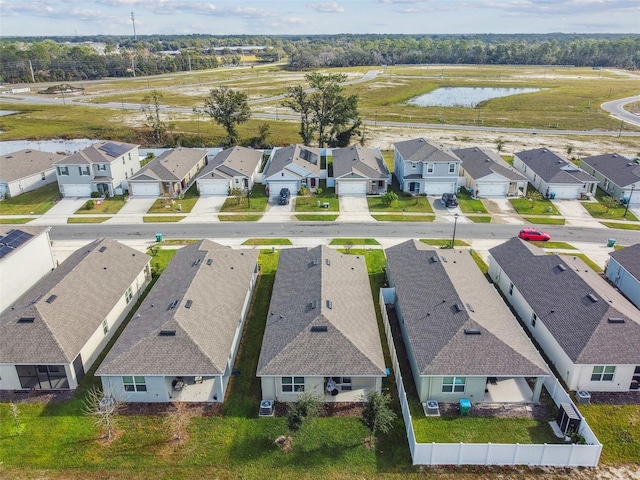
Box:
[131,183,160,196]
[424,183,455,195]
[269,181,298,199]
[477,183,508,197]
[198,180,229,195]
[547,186,579,199]
[63,184,92,197]
[337,181,367,195]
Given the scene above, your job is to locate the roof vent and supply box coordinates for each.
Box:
[193,258,201,266]
[207,258,213,265]
[159,329,176,336]
[558,264,567,271]
[185,300,193,309]
[454,303,464,312]
[325,258,331,266]
[311,300,318,309]
[99,246,107,253]
[464,329,481,335]
[18,317,35,323]
[168,300,179,310]
[587,293,599,303]
[466,303,475,312]
[326,300,333,309]
[45,295,58,304]
[310,325,328,332]
[430,255,439,263]
[312,259,318,266]
[608,317,625,324]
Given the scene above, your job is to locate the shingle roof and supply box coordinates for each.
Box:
[332,145,390,179]
[257,246,386,377]
[0,239,150,364]
[55,141,139,165]
[385,240,547,376]
[97,241,258,376]
[609,243,640,281]
[454,147,527,181]
[490,238,640,364]
[263,145,321,178]
[0,149,63,182]
[0,226,50,262]
[581,154,640,189]
[515,148,597,184]
[394,138,461,164]
[197,146,262,180]
[129,147,206,182]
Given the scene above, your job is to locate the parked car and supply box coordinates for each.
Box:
[441,193,458,208]
[518,228,551,242]
[278,188,290,205]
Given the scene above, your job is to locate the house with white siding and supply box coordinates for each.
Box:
[581,154,640,206]
[196,146,263,195]
[262,145,321,201]
[606,243,640,311]
[0,149,63,199]
[332,145,390,195]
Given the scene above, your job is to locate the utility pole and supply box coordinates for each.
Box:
[131,12,137,40]
[28,60,35,83]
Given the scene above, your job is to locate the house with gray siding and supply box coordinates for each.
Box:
[606,243,640,311]
[454,147,528,198]
[489,238,640,393]
[196,146,263,195]
[332,145,390,195]
[393,138,462,195]
[262,145,321,201]
[385,240,548,405]
[0,149,63,199]
[581,154,640,206]
[97,241,258,403]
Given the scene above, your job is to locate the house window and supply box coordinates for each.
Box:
[442,376,466,393]
[281,376,305,393]
[78,166,90,176]
[426,163,434,174]
[523,166,527,173]
[102,319,109,335]
[533,174,537,182]
[41,172,46,181]
[125,287,133,304]
[509,282,514,296]
[123,158,126,164]
[326,376,352,392]
[448,163,456,174]
[97,164,107,171]
[591,366,615,382]
[128,153,131,161]
[123,376,146,392]
[57,166,69,176]
[125,171,128,179]
[531,313,537,327]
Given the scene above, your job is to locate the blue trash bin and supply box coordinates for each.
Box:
[155,233,163,243]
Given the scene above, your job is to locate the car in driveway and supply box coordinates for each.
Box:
[278,188,290,205]
[518,228,551,242]
[441,193,458,208]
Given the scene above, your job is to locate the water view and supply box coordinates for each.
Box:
[407,87,541,108]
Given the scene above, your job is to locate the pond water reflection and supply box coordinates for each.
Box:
[407,87,541,108]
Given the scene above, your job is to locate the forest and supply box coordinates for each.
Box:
[1,33,638,83]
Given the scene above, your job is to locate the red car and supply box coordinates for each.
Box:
[518,228,551,242]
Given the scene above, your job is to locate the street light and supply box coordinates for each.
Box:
[247,189,252,209]
[624,184,635,218]
[451,213,459,248]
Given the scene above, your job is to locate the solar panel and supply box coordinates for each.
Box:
[98,142,130,158]
[0,229,34,252]
[0,245,13,259]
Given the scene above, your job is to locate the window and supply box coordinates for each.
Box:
[509,282,514,296]
[57,166,69,176]
[442,376,466,393]
[281,376,305,393]
[102,319,108,335]
[78,166,90,176]
[448,163,456,174]
[426,163,434,174]
[123,158,126,164]
[591,366,615,382]
[412,163,417,169]
[123,376,146,392]
[41,172,46,181]
[531,313,537,327]
[97,164,107,171]
[125,287,133,304]
[125,171,128,179]
[533,174,537,182]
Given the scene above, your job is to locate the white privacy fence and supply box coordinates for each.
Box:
[379,289,602,467]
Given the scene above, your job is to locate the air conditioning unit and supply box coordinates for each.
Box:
[576,390,591,404]
[259,399,274,417]
[423,400,440,416]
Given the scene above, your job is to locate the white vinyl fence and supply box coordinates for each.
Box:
[379,289,602,467]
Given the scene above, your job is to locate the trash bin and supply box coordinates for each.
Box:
[459,398,471,416]
[550,192,556,199]
[155,233,163,243]
[607,238,616,247]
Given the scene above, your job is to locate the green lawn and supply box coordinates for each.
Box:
[562,253,604,273]
[142,215,186,222]
[0,183,60,215]
[330,238,380,245]
[219,214,262,222]
[467,215,492,223]
[456,190,488,214]
[242,238,292,245]
[532,241,576,249]
[67,216,109,223]
[582,190,639,220]
[146,185,199,214]
[579,404,640,464]
[368,181,434,213]
[509,196,558,215]
[220,184,269,213]
[525,217,566,225]
[295,183,339,212]
[601,221,640,230]
[295,214,339,221]
[372,214,435,222]
[420,239,470,247]
[0,217,34,224]
[76,195,127,214]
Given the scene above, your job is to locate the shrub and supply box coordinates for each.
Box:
[299,186,309,196]
[91,191,102,198]
[381,191,398,206]
[84,200,95,210]
[316,187,323,195]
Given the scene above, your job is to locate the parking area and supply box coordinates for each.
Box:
[30,198,88,225]
[551,199,606,228]
[188,195,227,223]
[338,195,373,222]
[259,196,296,222]
[106,196,157,224]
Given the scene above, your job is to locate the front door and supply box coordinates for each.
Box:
[409,182,419,193]
[73,354,85,383]
[631,366,640,391]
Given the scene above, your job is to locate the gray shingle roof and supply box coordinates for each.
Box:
[609,243,640,280]
[394,138,461,164]
[515,148,597,184]
[0,239,150,364]
[263,145,321,178]
[197,146,262,180]
[97,241,258,376]
[385,240,547,376]
[332,145,389,179]
[0,149,64,182]
[581,154,640,189]
[257,246,386,377]
[129,147,206,182]
[454,147,527,181]
[55,141,139,165]
[490,238,640,364]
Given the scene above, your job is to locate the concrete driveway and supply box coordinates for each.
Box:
[259,196,296,222]
[483,198,524,225]
[552,199,606,228]
[338,195,373,222]
[106,196,157,224]
[188,195,227,223]
[430,196,470,224]
[30,198,88,225]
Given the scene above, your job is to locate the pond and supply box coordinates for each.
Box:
[407,87,541,108]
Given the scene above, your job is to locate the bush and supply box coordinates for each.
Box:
[381,191,398,206]
[84,200,95,210]
[316,187,323,195]
[299,186,309,196]
[91,191,102,198]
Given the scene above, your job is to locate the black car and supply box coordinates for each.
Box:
[278,188,291,205]
[441,192,458,208]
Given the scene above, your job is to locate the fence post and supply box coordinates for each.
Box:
[485,442,491,465]
[458,442,464,463]
[512,443,519,464]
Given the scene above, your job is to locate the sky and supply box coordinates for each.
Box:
[1,0,639,37]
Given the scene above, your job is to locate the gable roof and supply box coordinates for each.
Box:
[257,246,385,377]
[454,147,527,182]
[0,226,50,261]
[385,240,547,377]
[609,243,640,281]
[55,141,139,165]
[129,148,206,182]
[263,145,321,178]
[332,145,390,179]
[394,138,461,164]
[0,149,63,182]
[197,146,262,180]
[490,238,640,364]
[581,154,640,189]
[0,239,149,364]
[515,148,596,184]
[97,241,258,376]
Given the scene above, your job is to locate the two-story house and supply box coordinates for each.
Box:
[54,141,140,197]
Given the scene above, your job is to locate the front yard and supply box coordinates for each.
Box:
[75,195,127,214]
[146,185,200,214]
[295,182,339,212]
[0,183,60,215]
[219,184,269,213]
[581,188,639,221]
[456,189,488,214]
[367,180,434,213]
[509,195,559,215]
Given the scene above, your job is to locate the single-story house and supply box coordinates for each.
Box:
[257,246,386,403]
[393,138,462,195]
[262,145,321,200]
[489,238,640,392]
[454,146,528,197]
[580,154,640,206]
[54,141,140,197]
[128,147,207,197]
[0,226,56,314]
[97,241,259,403]
[331,145,390,195]
[385,240,548,405]
[0,149,64,199]
[196,146,262,195]
[606,243,640,311]
[0,239,151,390]
[513,148,598,199]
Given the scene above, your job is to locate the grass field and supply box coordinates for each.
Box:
[367,181,434,213]
[220,184,269,213]
[0,217,34,224]
[581,189,639,221]
[76,195,127,214]
[147,186,199,214]
[420,239,470,247]
[219,214,262,221]
[67,216,109,223]
[295,214,339,221]
[242,238,292,245]
[0,183,60,215]
[330,238,380,245]
[295,183,339,212]
[456,190,488,214]
[372,214,435,222]
[510,197,559,215]
[525,217,566,225]
[601,221,640,230]
[467,215,492,223]
[142,215,186,222]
